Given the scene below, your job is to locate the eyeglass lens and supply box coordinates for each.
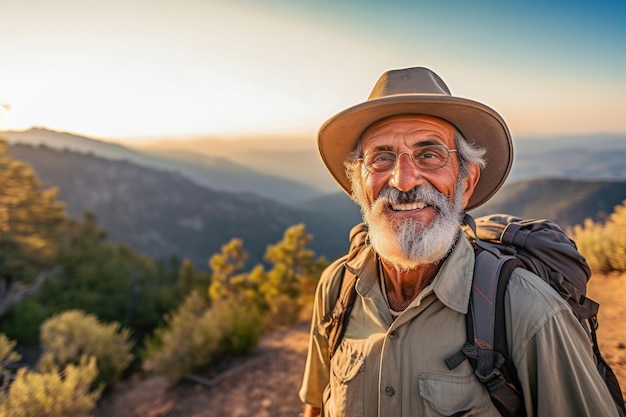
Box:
[363,145,455,173]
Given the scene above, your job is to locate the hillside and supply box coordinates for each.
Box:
[137,136,341,194]
[5,142,626,272]
[7,143,359,270]
[295,191,362,226]
[472,178,626,227]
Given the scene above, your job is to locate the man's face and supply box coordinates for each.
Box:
[350,115,480,270]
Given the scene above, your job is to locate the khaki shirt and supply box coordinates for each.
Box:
[299,234,618,417]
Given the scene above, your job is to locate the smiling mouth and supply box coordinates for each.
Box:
[389,201,429,211]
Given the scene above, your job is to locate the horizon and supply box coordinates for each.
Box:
[1,0,625,144]
[2,125,626,148]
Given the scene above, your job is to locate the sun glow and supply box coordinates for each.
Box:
[1,0,624,142]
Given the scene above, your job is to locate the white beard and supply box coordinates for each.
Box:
[353,179,465,271]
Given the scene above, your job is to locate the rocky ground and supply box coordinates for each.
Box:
[94,274,626,416]
[93,321,310,417]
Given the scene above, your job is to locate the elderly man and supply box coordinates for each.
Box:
[299,67,619,417]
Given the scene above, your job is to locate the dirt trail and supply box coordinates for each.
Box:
[95,274,626,416]
[94,321,310,417]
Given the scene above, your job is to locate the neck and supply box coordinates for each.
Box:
[380,258,440,312]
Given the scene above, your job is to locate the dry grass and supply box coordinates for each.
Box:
[587,273,626,398]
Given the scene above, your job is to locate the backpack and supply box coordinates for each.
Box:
[321,214,626,417]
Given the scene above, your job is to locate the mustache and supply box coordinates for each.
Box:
[375,184,450,210]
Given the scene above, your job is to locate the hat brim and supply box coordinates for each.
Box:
[318,94,513,211]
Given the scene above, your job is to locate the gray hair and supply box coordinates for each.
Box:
[454,128,486,178]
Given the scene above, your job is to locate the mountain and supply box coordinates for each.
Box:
[471,178,626,228]
[7,143,360,270]
[297,178,626,235]
[133,135,340,194]
[4,131,626,272]
[0,128,323,204]
[295,191,362,226]
[504,133,626,183]
[4,129,626,203]
[136,132,626,191]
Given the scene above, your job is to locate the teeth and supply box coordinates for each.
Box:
[390,201,428,211]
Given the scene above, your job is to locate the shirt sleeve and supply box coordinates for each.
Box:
[507,268,619,417]
[299,257,344,408]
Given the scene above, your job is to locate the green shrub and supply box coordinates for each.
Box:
[211,299,265,354]
[0,297,50,345]
[143,292,264,384]
[266,293,302,328]
[37,310,134,389]
[142,292,215,383]
[0,356,102,417]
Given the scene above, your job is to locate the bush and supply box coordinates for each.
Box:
[0,334,21,370]
[571,200,626,273]
[143,292,264,384]
[37,310,134,389]
[0,356,102,417]
[142,292,214,383]
[211,299,265,354]
[0,297,50,345]
[266,293,303,328]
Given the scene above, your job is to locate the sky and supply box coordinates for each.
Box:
[0,0,625,143]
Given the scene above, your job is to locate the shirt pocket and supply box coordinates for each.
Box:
[418,372,492,416]
[327,339,366,416]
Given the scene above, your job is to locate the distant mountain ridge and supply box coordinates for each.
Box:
[471,178,626,227]
[135,135,340,193]
[3,128,626,198]
[0,128,324,204]
[136,132,626,190]
[505,133,626,184]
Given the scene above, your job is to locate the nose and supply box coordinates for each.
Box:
[388,153,424,192]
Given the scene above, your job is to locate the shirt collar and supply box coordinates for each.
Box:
[430,234,475,314]
[346,233,475,315]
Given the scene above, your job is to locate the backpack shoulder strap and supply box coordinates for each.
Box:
[320,222,368,358]
[446,214,526,417]
[321,264,358,358]
[471,245,526,417]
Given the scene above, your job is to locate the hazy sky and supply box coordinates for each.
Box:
[1,0,624,142]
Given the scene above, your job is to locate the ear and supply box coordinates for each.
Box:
[460,162,481,209]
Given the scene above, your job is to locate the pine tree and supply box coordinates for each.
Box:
[0,139,67,316]
[262,224,317,299]
[177,258,210,301]
[208,238,249,301]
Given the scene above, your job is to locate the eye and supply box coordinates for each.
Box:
[371,151,396,163]
[364,151,397,173]
[414,146,446,161]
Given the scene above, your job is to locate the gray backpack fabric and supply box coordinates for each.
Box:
[454,213,624,417]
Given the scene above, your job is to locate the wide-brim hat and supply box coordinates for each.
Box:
[318,67,513,211]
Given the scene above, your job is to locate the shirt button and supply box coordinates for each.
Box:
[385,386,395,396]
[389,331,398,339]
